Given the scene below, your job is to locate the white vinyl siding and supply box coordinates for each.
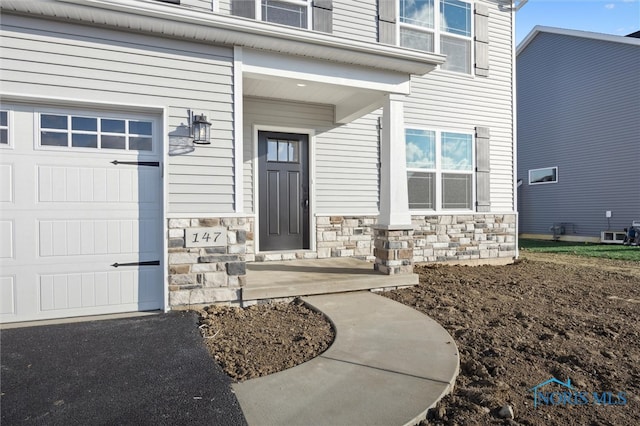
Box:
[404,2,514,212]
[218,0,232,14]
[1,15,235,216]
[243,98,380,215]
[332,0,378,43]
[315,114,380,213]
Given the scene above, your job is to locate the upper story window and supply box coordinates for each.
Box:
[378,0,487,76]
[399,0,472,73]
[231,0,332,33]
[262,0,311,29]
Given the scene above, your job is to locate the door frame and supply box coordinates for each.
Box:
[253,125,315,254]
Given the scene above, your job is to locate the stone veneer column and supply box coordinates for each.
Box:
[167,217,253,307]
[375,94,414,274]
[373,226,414,275]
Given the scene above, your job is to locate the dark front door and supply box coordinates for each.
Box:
[258,131,310,251]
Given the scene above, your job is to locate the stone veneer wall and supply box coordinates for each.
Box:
[167,217,254,307]
[315,216,377,260]
[411,214,517,262]
[166,214,516,307]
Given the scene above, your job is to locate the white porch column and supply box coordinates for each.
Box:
[374,94,414,275]
[378,93,411,227]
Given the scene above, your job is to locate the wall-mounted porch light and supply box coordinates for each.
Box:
[189,110,211,145]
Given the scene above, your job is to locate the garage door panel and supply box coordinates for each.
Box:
[0,163,14,202]
[1,276,16,315]
[39,268,160,312]
[2,106,164,322]
[38,219,159,257]
[37,165,159,204]
[0,220,14,259]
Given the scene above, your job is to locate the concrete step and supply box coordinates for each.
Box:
[243,257,419,301]
[233,291,460,426]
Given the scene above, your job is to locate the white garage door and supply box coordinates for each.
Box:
[0,105,164,323]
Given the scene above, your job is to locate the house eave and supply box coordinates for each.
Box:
[1,0,446,76]
[517,25,640,56]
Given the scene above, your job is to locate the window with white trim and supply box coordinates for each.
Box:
[0,111,9,146]
[39,114,154,152]
[399,0,472,73]
[406,128,474,210]
[529,167,558,185]
[231,0,332,33]
[261,0,311,29]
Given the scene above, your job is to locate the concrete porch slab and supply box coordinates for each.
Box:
[243,257,419,301]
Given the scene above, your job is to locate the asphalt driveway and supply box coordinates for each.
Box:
[0,312,247,425]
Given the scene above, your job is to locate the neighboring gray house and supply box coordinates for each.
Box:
[517,26,640,242]
[1,0,517,323]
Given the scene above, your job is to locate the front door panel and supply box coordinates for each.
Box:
[258,132,309,251]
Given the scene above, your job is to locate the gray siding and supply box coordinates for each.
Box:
[243,98,380,215]
[217,0,232,15]
[1,14,235,216]
[315,112,380,213]
[517,32,640,238]
[332,0,378,43]
[404,2,515,212]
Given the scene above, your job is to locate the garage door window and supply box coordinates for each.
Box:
[0,111,9,146]
[40,114,153,152]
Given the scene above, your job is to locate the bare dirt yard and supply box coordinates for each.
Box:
[199,252,640,425]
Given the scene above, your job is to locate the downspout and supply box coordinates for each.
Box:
[511,1,525,259]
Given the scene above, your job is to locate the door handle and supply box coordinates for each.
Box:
[111,260,160,268]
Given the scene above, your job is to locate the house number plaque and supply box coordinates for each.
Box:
[185,227,227,248]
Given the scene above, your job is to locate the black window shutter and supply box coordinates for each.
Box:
[378,0,397,44]
[313,0,333,33]
[476,126,491,212]
[474,3,490,77]
[232,0,256,19]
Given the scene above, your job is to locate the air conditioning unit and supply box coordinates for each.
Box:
[550,223,565,240]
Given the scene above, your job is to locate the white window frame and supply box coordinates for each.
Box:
[35,110,159,156]
[0,109,12,149]
[397,0,473,75]
[257,0,312,30]
[528,166,558,185]
[406,127,475,212]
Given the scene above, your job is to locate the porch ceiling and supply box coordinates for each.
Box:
[241,49,413,124]
[243,74,385,124]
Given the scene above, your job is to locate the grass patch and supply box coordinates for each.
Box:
[520,239,640,262]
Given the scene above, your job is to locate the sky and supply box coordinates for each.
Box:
[515,0,640,45]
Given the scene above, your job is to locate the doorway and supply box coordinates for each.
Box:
[258,131,310,251]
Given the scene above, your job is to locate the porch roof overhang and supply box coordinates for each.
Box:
[3,0,446,123]
[1,0,446,76]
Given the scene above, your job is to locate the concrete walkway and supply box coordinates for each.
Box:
[233,291,459,426]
